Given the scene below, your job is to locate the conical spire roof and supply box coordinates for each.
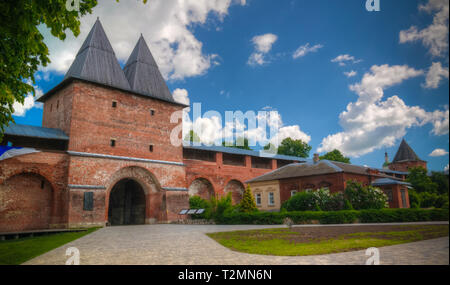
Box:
[123,35,175,102]
[64,18,131,90]
[392,139,421,163]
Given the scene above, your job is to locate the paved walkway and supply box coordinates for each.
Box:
[24,223,449,265]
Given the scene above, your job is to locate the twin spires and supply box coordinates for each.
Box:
[64,18,177,104]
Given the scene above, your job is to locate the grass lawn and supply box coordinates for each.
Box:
[0,228,99,265]
[207,225,449,256]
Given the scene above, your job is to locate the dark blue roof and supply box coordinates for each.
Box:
[4,124,69,140]
[377,168,409,175]
[183,143,309,162]
[371,178,411,186]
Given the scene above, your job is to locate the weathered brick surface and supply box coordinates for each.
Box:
[58,81,184,162]
[184,152,278,201]
[389,161,427,172]
[0,152,69,232]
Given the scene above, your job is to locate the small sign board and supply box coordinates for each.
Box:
[187,209,198,215]
[179,209,189,215]
[195,209,205,214]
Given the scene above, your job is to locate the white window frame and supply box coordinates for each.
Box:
[255,193,262,206]
[290,190,298,197]
[268,192,275,206]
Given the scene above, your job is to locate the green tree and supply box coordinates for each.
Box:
[430,171,449,195]
[184,130,200,143]
[407,167,438,194]
[276,138,312,158]
[319,149,351,164]
[239,185,258,213]
[0,0,147,136]
[222,137,252,150]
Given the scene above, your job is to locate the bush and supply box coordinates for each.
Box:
[408,190,449,209]
[344,181,388,210]
[215,208,449,225]
[239,185,258,213]
[282,191,317,211]
[189,196,211,219]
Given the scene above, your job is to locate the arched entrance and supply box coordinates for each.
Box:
[188,178,215,200]
[108,179,146,225]
[224,180,245,205]
[0,173,53,232]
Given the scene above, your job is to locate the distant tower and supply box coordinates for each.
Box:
[388,139,427,172]
[382,151,390,169]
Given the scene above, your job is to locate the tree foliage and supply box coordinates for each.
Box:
[276,138,311,158]
[184,130,200,143]
[222,137,252,150]
[407,167,438,194]
[239,185,258,213]
[0,0,147,136]
[319,149,351,164]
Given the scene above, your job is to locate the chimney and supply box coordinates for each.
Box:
[313,153,320,163]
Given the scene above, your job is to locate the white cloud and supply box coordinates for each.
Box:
[445,164,449,172]
[13,85,44,117]
[318,64,448,157]
[429,148,449,156]
[344,70,357,78]
[399,0,449,57]
[423,62,449,89]
[292,43,323,59]
[331,54,361,66]
[247,33,278,66]
[428,108,449,135]
[40,0,246,80]
[182,105,310,147]
[172,88,190,105]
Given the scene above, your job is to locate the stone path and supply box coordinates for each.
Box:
[24,223,449,265]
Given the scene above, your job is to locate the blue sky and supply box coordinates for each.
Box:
[13,0,449,171]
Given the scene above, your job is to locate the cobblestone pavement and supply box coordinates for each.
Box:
[24,223,449,265]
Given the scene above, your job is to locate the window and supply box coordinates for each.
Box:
[255,193,262,206]
[268,192,275,206]
[149,145,154,152]
[304,188,313,193]
[41,180,45,189]
[112,101,117,108]
[401,189,407,208]
[150,109,155,116]
[110,139,116,147]
[383,189,393,202]
[56,100,59,110]
[290,190,298,197]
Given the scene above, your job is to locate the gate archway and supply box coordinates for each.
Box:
[108,179,146,225]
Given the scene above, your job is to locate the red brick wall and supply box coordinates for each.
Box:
[389,161,427,172]
[63,81,184,162]
[42,84,75,135]
[184,152,278,199]
[279,173,345,203]
[0,151,69,232]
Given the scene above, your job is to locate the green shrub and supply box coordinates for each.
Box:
[282,191,318,211]
[214,208,448,225]
[189,196,211,219]
[239,185,258,213]
[344,181,388,210]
